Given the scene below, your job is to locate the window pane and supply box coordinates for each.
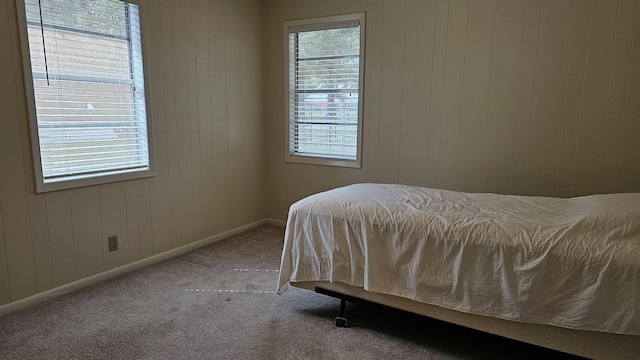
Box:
[294,93,358,125]
[34,79,147,178]
[27,26,132,81]
[297,28,360,58]
[25,0,128,38]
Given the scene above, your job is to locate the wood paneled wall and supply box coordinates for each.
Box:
[0,0,264,305]
[264,0,640,220]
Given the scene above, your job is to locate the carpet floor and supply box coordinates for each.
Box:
[0,225,584,359]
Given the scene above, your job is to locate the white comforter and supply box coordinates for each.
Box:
[277,183,640,335]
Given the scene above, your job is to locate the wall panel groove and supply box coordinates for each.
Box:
[615,1,640,191]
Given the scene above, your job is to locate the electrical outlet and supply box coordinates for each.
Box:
[108,235,118,252]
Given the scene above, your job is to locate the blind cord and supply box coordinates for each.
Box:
[38,0,50,85]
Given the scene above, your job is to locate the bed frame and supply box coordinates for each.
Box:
[291,281,640,360]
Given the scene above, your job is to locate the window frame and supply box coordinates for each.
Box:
[283,12,365,168]
[15,0,155,193]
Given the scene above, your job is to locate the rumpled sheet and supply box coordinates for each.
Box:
[277,183,640,335]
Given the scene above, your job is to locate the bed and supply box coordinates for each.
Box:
[276,183,640,360]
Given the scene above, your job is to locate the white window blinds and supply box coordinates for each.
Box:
[286,14,364,166]
[21,0,151,189]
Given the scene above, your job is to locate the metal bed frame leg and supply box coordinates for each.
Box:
[315,287,356,328]
[335,299,349,327]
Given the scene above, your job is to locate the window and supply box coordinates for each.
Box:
[284,13,365,168]
[16,0,153,192]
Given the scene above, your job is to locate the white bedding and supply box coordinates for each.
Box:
[277,183,640,335]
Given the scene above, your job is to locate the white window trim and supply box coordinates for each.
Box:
[283,12,365,168]
[15,0,155,193]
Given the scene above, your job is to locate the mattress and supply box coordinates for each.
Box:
[276,183,640,335]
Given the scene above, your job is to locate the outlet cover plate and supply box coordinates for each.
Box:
[108,235,118,252]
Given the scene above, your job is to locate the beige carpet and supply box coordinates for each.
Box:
[0,225,583,359]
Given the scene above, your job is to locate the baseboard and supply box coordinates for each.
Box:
[0,218,275,317]
[265,218,286,228]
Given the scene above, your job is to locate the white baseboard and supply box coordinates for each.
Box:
[0,218,278,317]
[265,218,286,228]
